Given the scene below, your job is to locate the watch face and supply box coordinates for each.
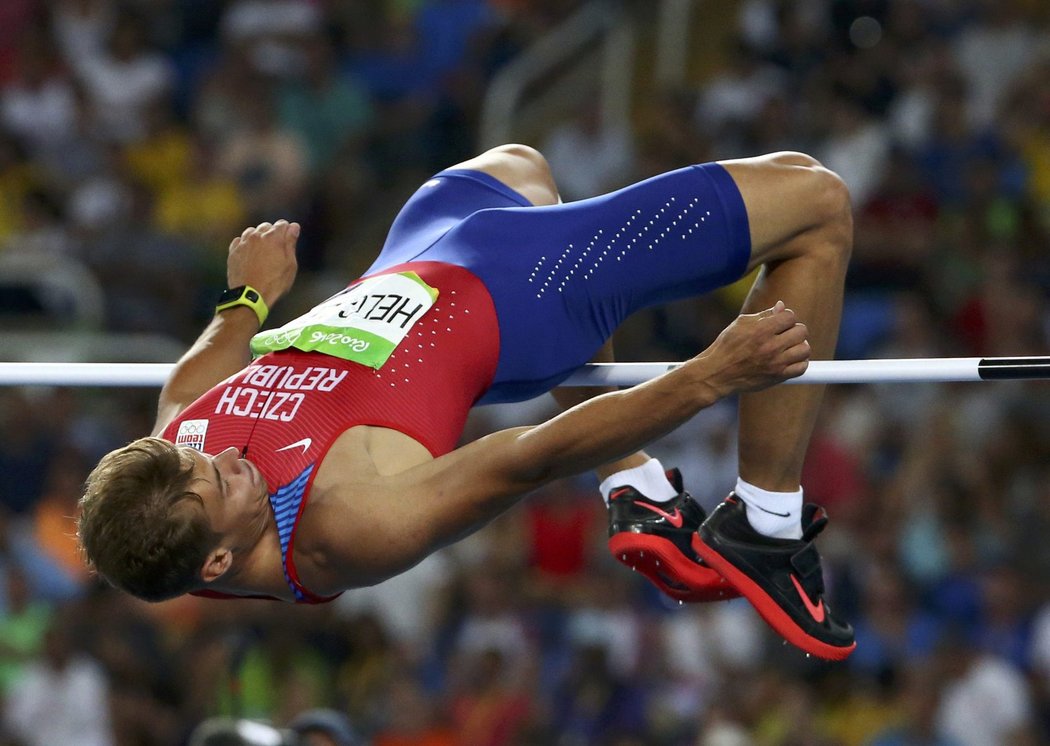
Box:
[244,289,259,303]
[219,286,247,304]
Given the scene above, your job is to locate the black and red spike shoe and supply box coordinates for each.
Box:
[693,493,856,660]
[607,468,739,603]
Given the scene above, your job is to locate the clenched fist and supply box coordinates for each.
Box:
[695,301,810,395]
[227,219,300,308]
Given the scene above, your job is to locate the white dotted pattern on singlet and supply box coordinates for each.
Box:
[525,196,714,300]
[374,290,460,389]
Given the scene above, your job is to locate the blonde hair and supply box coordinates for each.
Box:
[78,437,219,601]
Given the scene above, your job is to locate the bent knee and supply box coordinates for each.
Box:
[466,144,560,206]
[728,151,853,267]
[776,152,852,255]
[804,159,851,230]
[489,143,550,171]
[764,151,824,170]
[766,152,850,207]
[812,166,852,261]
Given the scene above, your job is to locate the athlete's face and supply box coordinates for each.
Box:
[182,446,270,543]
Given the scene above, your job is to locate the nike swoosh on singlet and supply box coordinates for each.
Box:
[634,501,685,528]
[790,574,826,623]
[276,437,313,454]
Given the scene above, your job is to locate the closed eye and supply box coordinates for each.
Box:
[212,461,225,499]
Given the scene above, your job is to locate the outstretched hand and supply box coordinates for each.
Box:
[699,301,811,394]
[227,220,300,308]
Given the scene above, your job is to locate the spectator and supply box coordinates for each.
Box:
[371,672,456,746]
[0,391,57,516]
[869,664,962,746]
[74,7,174,143]
[449,647,533,746]
[78,180,205,337]
[816,92,891,209]
[951,0,1041,129]
[50,0,116,67]
[153,131,248,252]
[220,0,322,79]
[0,27,79,156]
[31,450,91,583]
[0,566,51,695]
[694,37,787,155]
[848,561,942,681]
[3,611,114,746]
[934,637,1037,746]
[335,613,399,736]
[548,642,647,742]
[913,75,1014,209]
[542,93,635,200]
[215,82,308,221]
[277,33,374,176]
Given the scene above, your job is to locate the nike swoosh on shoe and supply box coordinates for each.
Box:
[634,501,684,528]
[790,574,826,623]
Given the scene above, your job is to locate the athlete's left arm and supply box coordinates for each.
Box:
[152,221,299,435]
[304,304,809,590]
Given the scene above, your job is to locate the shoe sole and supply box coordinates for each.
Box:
[691,532,856,661]
[609,532,740,603]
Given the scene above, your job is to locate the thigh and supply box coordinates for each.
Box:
[430,162,752,402]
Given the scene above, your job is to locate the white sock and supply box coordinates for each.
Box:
[735,477,804,540]
[599,458,677,505]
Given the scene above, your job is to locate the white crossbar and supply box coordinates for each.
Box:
[1,357,1048,388]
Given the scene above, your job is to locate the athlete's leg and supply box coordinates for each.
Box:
[458,146,846,504]
[691,151,856,659]
[455,148,850,503]
[720,152,852,495]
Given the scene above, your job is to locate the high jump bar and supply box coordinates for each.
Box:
[0,357,1048,388]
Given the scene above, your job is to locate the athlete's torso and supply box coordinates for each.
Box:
[163,261,499,601]
[163,162,750,602]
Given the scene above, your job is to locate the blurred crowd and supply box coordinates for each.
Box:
[3,0,1050,744]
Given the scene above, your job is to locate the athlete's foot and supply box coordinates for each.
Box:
[692,493,856,660]
[607,468,739,603]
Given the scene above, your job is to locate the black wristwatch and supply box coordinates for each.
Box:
[216,285,268,326]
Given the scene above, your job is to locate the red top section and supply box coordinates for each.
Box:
[163,261,500,601]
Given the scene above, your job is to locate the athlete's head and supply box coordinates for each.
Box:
[78,437,217,601]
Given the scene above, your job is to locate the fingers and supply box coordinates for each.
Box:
[757,300,786,317]
[782,335,810,362]
[231,220,299,246]
[769,317,809,374]
[778,320,808,346]
[782,358,810,379]
[760,305,798,335]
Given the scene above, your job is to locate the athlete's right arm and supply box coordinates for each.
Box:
[152,221,300,435]
[302,304,810,591]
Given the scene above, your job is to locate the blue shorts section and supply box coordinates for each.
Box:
[367,164,751,403]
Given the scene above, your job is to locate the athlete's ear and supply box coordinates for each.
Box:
[200,548,233,584]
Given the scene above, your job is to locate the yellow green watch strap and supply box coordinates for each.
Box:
[216,285,269,326]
